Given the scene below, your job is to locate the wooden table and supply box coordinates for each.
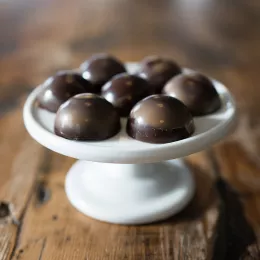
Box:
[0,0,260,259]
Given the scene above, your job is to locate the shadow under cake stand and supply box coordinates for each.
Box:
[23,64,236,224]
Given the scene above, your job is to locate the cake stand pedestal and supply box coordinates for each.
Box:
[65,159,193,224]
[23,63,236,224]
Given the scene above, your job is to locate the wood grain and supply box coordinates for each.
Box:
[11,152,219,260]
[0,103,44,259]
[0,0,260,259]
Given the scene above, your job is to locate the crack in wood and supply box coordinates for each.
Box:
[0,202,20,226]
[38,238,47,260]
[9,184,36,259]
[35,150,53,206]
[9,149,53,259]
[35,180,51,206]
[207,150,257,260]
[0,202,11,218]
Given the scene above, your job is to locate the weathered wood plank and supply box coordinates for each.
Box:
[11,152,220,260]
[0,102,44,260]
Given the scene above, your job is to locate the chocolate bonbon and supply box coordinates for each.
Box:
[54,93,121,141]
[102,73,150,117]
[81,54,126,93]
[37,71,93,113]
[163,72,221,116]
[138,56,181,94]
[127,95,194,144]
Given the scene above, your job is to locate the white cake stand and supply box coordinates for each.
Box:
[23,63,236,224]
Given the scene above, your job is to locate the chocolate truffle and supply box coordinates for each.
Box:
[102,73,150,117]
[37,71,94,113]
[127,95,194,144]
[138,56,181,94]
[54,93,120,141]
[163,72,221,116]
[80,54,126,93]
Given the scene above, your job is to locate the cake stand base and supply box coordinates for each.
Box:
[65,159,195,224]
